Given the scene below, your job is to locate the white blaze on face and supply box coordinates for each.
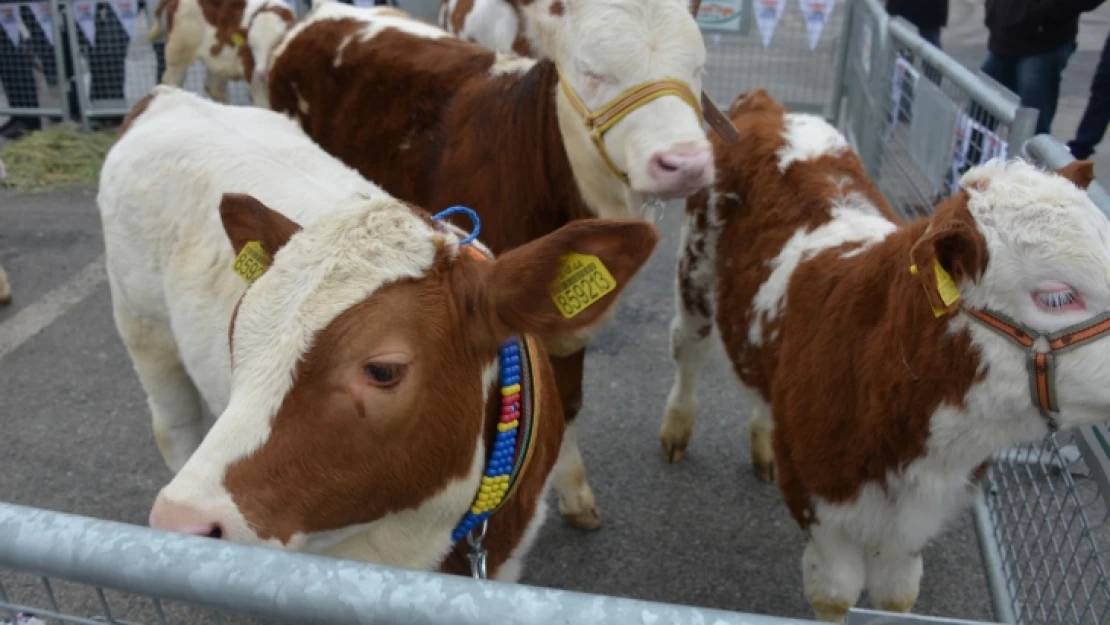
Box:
[156,197,448,543]
[544,0,712,199]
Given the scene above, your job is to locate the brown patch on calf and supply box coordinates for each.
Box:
[1057,159,1096,190]
[449,0,475,33]
[117,90,159,137]
[549,0,563,15]
[703,88,989,529]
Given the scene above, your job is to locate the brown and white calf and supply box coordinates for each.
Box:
[659,88,1110,621]
[265,0,712,530]
[438,0,704,57]
[149,0,296,107]
[99,85,659,580]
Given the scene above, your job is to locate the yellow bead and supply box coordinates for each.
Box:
[501,384,521,396]
[497,420,520,432]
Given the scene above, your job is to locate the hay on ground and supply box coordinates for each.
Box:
[0,123,116,193]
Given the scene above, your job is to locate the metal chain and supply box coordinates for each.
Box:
[465,520,489,580]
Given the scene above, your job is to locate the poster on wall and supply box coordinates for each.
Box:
[798,0,835,51]
[73,0,98,45]
[755,0,787,47]
[109,0,138,41]
[23,2,53,45]
[0,5,20,45]
[696,0,743,32]
[947,113,1009,194]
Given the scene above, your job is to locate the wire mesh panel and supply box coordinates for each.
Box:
[697,0,847,119]
[835,0,1036,221]
[0,0,72,123]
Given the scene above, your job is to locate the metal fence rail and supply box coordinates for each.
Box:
[968,135,1110,625]
[0,501,826,625]
[832,0,1037,221]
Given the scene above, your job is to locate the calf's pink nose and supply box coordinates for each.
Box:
[648,142,712,190]
[149,496,225,539]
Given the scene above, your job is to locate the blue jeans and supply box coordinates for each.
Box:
[1069,30,1110,158]
[981,42,1077,136]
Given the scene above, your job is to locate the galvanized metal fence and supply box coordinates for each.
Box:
[0,0,1108,624]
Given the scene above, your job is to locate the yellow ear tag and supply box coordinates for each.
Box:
[911,259,961,317]
[232,240,272,283]
[231,32,245,46]
[551,252,617,319]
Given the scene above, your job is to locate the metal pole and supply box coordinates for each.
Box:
[828,0,856,125]
[0,501,824,625]
[972,492,1018,625]
[62,0,90,129]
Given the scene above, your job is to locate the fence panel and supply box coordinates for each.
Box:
[0,0,72,122]
[696,0,846,120]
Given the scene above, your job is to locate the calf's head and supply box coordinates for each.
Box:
[149,193,659,559]
[913,159,1110,432]
[526,0,712,200]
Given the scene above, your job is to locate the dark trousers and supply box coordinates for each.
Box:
[1069,30,1110,159]
[981,41,1077,136]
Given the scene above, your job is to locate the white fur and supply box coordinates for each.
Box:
[441,0,522,54]
[99,86,518,572]
[489,52,537,76]
[776,113,850,173]
[748,206,896,346]
[155,0,293,106]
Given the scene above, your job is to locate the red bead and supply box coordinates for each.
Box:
[500,414,518,423]
[501,394,521,406]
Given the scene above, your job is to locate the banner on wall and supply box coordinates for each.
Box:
[22,2,53,45]
[755,0,787,47]
[695,0,743,32]
[0,5,20,45]
[109,0,139,41]
[73,0,98,44]
[948,113,1009,194]
[798,0,835,51]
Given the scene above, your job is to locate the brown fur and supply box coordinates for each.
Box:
[215,193,659,577]
[267,21,600,434]
[682,89,991,528]
[154,0,294,67]
[117,91,160,137]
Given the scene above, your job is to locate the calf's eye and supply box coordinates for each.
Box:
[364,363,404,387]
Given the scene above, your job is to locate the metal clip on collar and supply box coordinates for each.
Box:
[466,520,489,580]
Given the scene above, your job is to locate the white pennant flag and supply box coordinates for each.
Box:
[798,0,836,51]
[0,5,21,45]
[23,2,52,46]
[754,0,787,48]
[72,0,97,44]
[109,0,138,41]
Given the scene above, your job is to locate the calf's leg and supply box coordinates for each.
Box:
[159,20,201,87]
[866,547,923,614]
[203,71,229,104]
[660,205,717,461]
[549,349,602,530]
[0,261,10,305]
[803,524,866,623]
[747,396,775,482]
[111,301,205,473]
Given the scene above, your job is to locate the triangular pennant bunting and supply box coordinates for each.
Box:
[22,2,52,46]
[0,5,20,45]
[109,0,138,41]
[72,0,97,45]
[754,0,787,48]
[798,0,836,51]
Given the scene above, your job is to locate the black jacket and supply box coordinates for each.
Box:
[887,0,948,31]
[985,0,1107,57]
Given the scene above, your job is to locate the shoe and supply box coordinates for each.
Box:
[0,117,42,140]
[1066,140,1094,160]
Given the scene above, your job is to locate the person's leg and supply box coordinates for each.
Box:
[1015,41,1077,136]
[918,26,942,84]
[0,8,42,138]
[1069,31,1110,158]
[88,2,128,125]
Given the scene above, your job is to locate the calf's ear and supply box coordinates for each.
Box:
[482,218,660,340]
[1057,160,1095,190]
[909,195,988,317]
[219,193,303,258]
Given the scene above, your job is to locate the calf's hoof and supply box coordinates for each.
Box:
[659,408,695,462]
[558,487,603,531]
[660,438,688,463]
[876,596,917,614]
[561,505,603,531]
[0,281,10,305]
[810,598,852,623]
[752,459,775,484]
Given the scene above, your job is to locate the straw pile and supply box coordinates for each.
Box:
[0,123,116,193]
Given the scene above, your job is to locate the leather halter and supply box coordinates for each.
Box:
[556,66,705,185]
[959,304,1110,433]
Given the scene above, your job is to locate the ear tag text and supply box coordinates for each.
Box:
[551,253,617,319]
[232,240,271,283]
